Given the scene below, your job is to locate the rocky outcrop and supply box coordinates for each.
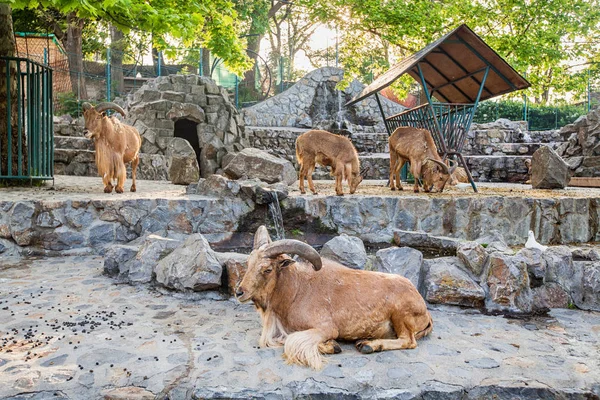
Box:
[531,146,571,189]
[422,257,485,308]
[373,247,423,288]
[242,67,404,133]
[166,137,200,185]
[155,234,222,291]
[223,148,297,186]
[320,234,368,270]
[556,108,600,177]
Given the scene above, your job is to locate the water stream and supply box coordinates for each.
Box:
[267,191,285,241]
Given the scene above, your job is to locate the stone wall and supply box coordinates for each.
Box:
[556,108,600,177]
[123,75,248,177]
[2,191,598,255]
[243,67,404,132]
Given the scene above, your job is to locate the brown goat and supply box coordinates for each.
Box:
[389,126,456,193]
[82,102,142,193]
[295,130,363,196]
[449,166,469,185]
[236,226,433,370]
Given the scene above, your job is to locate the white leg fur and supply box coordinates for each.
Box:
[283,329,326,370]
[259,310,287,348]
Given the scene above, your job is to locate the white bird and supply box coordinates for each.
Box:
[525,230,548,252]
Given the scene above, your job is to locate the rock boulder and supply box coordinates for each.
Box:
[223,148,297,185]
[531,146,571,189]
[320,234,367,270]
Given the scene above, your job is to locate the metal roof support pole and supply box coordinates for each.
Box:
[457,65,489,193]
[374,92,391,135]
[417,63,447,155]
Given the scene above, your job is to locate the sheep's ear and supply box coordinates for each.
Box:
[278,258,295,269]
[253,226,272,249]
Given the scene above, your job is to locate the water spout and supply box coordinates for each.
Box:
[266,190,285,241]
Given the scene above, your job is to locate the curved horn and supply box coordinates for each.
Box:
[448,159,458,175]
[427,158,450,175]
[253,225,272,249]
[82,102,93,111]
[95,102,126,117]
[263,239,322,271]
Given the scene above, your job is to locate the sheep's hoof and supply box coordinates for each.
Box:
[336,193,344,197]
[115,187,124,194]
[356,341,374,354]
[104,186,113,193]
[390,187,396,191]
[130,185,136,192]
[413,189,419,193]
[333,342,342,354]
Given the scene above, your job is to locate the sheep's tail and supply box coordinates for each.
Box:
[283,329,326,370]
[415,312,433,340]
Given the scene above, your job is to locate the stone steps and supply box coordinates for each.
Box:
[53,148,169,180]
[469,141,562,156]
[54,135,95,151]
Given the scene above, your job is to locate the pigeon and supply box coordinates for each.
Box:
[525,230,548,252]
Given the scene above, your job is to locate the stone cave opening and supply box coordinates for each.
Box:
[174,118,202,170]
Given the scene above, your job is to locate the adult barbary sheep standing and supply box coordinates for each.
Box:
[82,102,142,193]
[389,126,456,193]
[295,130,363,196]
[236,226,433,370]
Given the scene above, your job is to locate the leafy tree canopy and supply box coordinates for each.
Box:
[8,0,251,74]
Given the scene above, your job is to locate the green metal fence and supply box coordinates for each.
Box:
[1,56,54,181]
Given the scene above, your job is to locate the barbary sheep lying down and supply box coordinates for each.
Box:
[236,226,433,369]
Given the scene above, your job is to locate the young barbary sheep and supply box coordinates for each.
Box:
[236,226,433,370]
[389,126,456,193]
[295,130,363,196]
[82,102,142,193]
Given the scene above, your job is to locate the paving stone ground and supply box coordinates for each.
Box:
[0,256,599,399]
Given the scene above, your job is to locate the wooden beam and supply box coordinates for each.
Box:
[568,177,600,188]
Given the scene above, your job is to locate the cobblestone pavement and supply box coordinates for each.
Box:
[0,256,599,399]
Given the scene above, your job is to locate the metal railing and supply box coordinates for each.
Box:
[1,56,54,181]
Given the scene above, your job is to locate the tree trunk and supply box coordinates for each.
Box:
[64,12,87,99]
[242,33,262,101]
[202,47,211,77]
[0,3,24,177]
[110,25,125,97]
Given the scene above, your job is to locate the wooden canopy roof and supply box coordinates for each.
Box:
[347,24,530,106]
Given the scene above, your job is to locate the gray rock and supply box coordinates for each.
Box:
[393,230,460,253]
[373,246,423,288]
[9,202,35,246]
[422,257,485,307]
[531,146,571,189]
[483,253,533,313]
[126,234,184,283]
[475,231,513,254]
[155,233,222,291]
[166,137,200,185]
[571,247,600,261]
[194,174,241,197]
[456,241,488,277]
[103,244,139,276]
[0,238,20,257]
[518,247,546,287]
[223,148,297,185]
[320,234,367,269]
[532,282,570,310]
[577,261,600,311]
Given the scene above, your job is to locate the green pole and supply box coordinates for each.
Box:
[280,56,284,93]
[235,74,239,109]
[199,48,203,76]
[588,69,591,112]
[158,51,162,77]
[106,48,111,102]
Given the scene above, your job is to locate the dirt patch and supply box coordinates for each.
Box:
[288,180,600,199]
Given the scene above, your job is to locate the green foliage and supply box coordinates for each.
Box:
[9,0,251,75]
[56,91,85,117]
[474,100,588,130]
